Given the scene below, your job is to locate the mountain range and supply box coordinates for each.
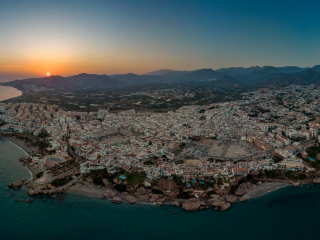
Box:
[1,65,320,91]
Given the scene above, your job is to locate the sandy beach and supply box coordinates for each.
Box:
[1,136,33,156]
[69,183,110,198]
[248,182,289,198]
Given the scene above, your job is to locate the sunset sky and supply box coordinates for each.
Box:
[0,0,320,81]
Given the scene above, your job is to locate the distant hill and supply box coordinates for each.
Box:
[312,65,320,72]
[275,66,309,74]
[254,69,320,88]
[162,70,192,78]
[213,76,243,87]
[234,66,281,85]
[0,73,166,91]
[179,68,226,81]
[2,64,320,92]
[217,65,308,76]
[144,69,177,75]
[216,66,262,76]
[111,73,167,86]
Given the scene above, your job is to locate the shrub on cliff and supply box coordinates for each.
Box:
[93,176,102,185]
[36,171,43,178]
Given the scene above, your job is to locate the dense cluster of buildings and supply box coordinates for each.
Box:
[1,85,319,186]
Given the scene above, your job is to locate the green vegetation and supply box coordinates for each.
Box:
[223,177,230,183]
[51,176,73,187]
[116,173,146,185]
[36,171,43,178]
[93,176,103,185]
[31,140,49,150]
[38,130,49,139]
[114,184,126,192]
[265,170,280,179]
[272,155,283,163]
[176,160,184,164]
[143,159,154,165]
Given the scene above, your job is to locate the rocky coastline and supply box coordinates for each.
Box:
[5,134,320,212]
[9,174,320,212]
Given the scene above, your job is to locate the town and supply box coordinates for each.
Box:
[3,84,320,211]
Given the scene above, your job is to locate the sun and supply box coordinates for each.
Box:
[46,72,51,76]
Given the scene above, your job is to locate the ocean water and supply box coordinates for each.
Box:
[0,86,22,101]
[1,137,320,240]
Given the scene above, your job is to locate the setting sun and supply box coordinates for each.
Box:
[46,72,51,76]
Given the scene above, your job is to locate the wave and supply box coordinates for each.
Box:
[25,166,33,180]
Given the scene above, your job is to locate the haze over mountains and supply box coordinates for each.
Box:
[1,65,320,91]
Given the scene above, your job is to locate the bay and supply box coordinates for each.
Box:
[0,86,22,101]
[1,137,320,240]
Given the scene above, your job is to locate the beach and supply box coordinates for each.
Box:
[0,135,33,156]
[248,182,289,198]
[0,135,292,206]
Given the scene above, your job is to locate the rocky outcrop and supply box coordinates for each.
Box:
[27,189,38,196]
[231,176,244,186]
[234,182,255,196]
[199,202,210,210]
[139,194,150,201]
[108,188,118,197]
[134,187,147,196]
[112,196,122,204]
[313,178,320,184]
[9,179,25,189]
[51,195,57,199]
[169,201,180,207]
[291,181,300,186]
[125,195,137,204]
[125,185,136,193]
[211,200,226,207]
[224,195,238,203]
[182,198,202,212]
[134,187,152,201]
[150,194,161,200]
[239,194,251,202]
[220,203,231,211]
[102,178,112,188]
[156,201,163,206]
[157,197,166,203]
[207,194,222,205]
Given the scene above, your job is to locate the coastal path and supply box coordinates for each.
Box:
[34,176,81,194]
[49,166,80,181]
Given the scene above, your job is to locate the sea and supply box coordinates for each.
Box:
[0,86,22,101]
[1,138,320,240]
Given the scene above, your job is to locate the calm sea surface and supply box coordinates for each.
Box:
[0,86,22,101]
[1,138,320,240]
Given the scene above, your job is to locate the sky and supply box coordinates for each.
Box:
[0,0,320,81]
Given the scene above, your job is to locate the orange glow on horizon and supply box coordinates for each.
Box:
[46,72,51,76]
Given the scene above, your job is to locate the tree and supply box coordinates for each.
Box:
[272,155,283,163]
[93,176,103,185]
[36,171,43,178]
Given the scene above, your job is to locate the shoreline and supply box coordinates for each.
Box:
[0,135,304,210]
[67,181,291,207]
[247,182,289,198]
[1,136,35,180]
[0,85,23,102]
[0,136,32,156]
